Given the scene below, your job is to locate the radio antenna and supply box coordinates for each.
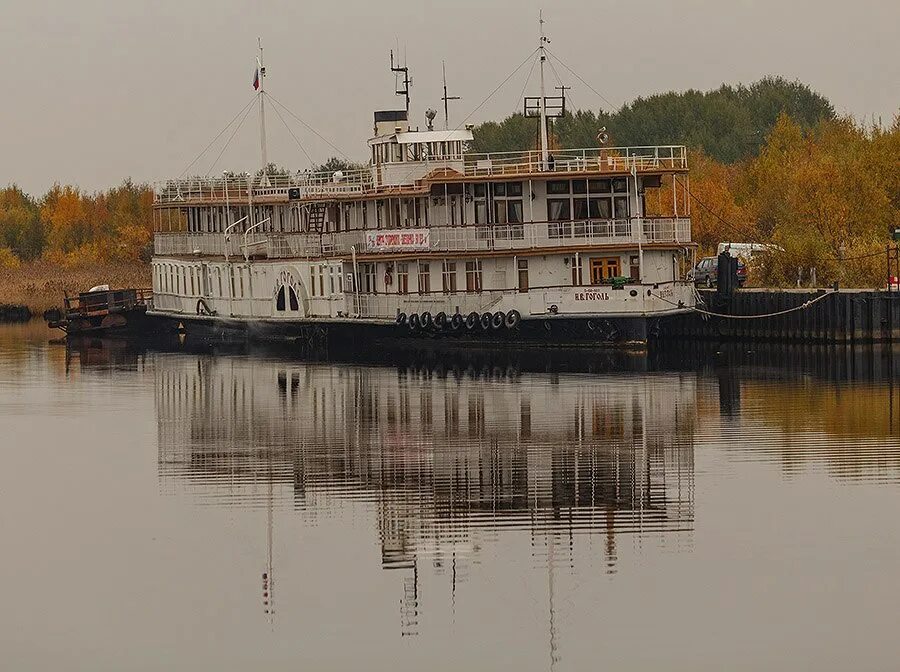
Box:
[390,50,412,114]
[441,61,461,130]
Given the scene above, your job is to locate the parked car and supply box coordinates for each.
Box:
[690,256,747,287]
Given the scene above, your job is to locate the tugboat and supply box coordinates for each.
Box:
[148,23,697,347]
[47,285,153,336]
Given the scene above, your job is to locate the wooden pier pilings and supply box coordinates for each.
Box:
[661,289,900,343]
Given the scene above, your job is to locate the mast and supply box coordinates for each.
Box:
[257,37,269,185]
[441,61,460,131]
[538,12,550,170]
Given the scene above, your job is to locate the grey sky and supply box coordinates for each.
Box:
[2,0,897,195]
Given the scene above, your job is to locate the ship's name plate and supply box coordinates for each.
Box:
[574,291,610,301]
[365,230,430,252]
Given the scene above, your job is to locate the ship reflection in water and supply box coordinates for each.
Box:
[7,332,898,670]
[155,351,696,638]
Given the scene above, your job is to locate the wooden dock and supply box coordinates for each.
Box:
[661,289,900,343]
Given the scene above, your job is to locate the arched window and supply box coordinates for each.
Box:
[288,286,299,311]
[276,286,286,311]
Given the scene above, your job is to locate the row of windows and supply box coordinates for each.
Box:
[164,178,637,234]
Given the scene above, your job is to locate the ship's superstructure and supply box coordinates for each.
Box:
[150,30,696,345]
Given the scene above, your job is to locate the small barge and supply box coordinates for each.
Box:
[47,286,153,336]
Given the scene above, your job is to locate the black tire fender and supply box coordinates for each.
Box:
[505,309,521,329]
[479,312,492,330]
[491,311,505,329]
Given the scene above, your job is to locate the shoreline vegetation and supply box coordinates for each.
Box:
[0,261,151,316]
[2,78,897,316]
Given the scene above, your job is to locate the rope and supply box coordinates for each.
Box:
[265,93,351,160]
[543,48,618,110]
[205,102,256,175]
[179,96,257,178]
[650,289,834,319]
[268,95,314,168]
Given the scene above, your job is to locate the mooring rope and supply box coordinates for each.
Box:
[650,289,834,320]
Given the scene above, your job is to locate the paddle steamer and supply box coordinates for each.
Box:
[149,30,696,346]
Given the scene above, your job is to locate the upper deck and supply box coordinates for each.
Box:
[153,144,688,207]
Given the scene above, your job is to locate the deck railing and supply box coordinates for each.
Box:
[153,145,688,204]
[154,217,690,259]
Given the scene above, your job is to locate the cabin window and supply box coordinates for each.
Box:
[359,263,376,294]
[548,199,570,221]
[397,262,409,295]
[417,262,430,294]
[465,260,482,293]
[517,258,529,293]
[614,196,629,219]
[571,256,583,286]
[442,261,457,293]
[318,266,325,297]
[548,180,570,195]
[276,286,286,311]
[590,257,621,284]
[289,286,299,311]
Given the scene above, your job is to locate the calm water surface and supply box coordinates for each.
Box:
[1,322,899,671]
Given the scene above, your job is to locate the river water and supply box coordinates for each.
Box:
[1,321,899,671]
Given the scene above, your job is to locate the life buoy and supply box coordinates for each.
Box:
[479,312,492,330]
[451,313,464,331]
[491,312,505,329]
[396,312,407,326]
[505,309,521,329]
[434,312,448,330]
[465,312,479,330]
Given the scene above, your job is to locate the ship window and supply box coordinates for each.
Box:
[572,256,583,286]
[475,200,488,224]
[548,180,570,195]
[289,287,299,311]
[417,262,430,294]
[572,179,587,194]
[590,198,612,219]
[517,258,529,293]
[612,178,629,193]
[465,260,482,293]
[494,183,506,196]
[589,179,611,193]
[397,263,409,295]
[590,257,621,284]
[614,196,630,218]
[548,199,570,221]
[276,286,286,311]
[473,183,487,198]
[441,261,457,294]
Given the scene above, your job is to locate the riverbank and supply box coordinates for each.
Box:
[0,261,151,315]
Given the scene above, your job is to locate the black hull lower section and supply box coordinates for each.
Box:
[144,312,673,349]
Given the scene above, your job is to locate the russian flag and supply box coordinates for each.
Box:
[252,68,260,91]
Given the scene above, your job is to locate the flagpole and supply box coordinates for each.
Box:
[257,37,269,186]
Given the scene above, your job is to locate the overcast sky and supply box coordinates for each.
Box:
[2,0,897,194]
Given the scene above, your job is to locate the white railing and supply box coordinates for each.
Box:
[154,218,691,259]
[153,145,688,204]
[463,145,688,178]
[351,290,507,320]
